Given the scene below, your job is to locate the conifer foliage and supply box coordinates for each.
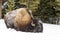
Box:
[2,0,60,24]
[36,0,57,22]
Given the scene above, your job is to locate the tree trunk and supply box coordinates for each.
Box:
[0,0,2,19]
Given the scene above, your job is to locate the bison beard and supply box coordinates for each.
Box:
[4,8,43,32]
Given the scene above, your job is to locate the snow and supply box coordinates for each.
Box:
[0,19,60,40]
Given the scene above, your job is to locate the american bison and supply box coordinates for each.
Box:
[4,8,43,32]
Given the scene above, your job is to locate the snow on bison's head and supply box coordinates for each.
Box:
[4,8,32,31]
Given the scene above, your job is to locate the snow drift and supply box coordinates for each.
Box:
[0,19,60,32]
[0,19,60,40]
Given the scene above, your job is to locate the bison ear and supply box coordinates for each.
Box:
[28,10,34,19]
[26,8,34,19]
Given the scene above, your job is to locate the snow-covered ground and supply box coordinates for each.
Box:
[0,19,60,40]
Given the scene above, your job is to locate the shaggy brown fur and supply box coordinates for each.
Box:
[4,8,32,31]
[14,8,32,31]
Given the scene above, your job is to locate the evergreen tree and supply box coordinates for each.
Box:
[6,0,15,12]
[2,0,15,18]
[2,0,40,18]
[36,0,56,22]
[55,0,60,17]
